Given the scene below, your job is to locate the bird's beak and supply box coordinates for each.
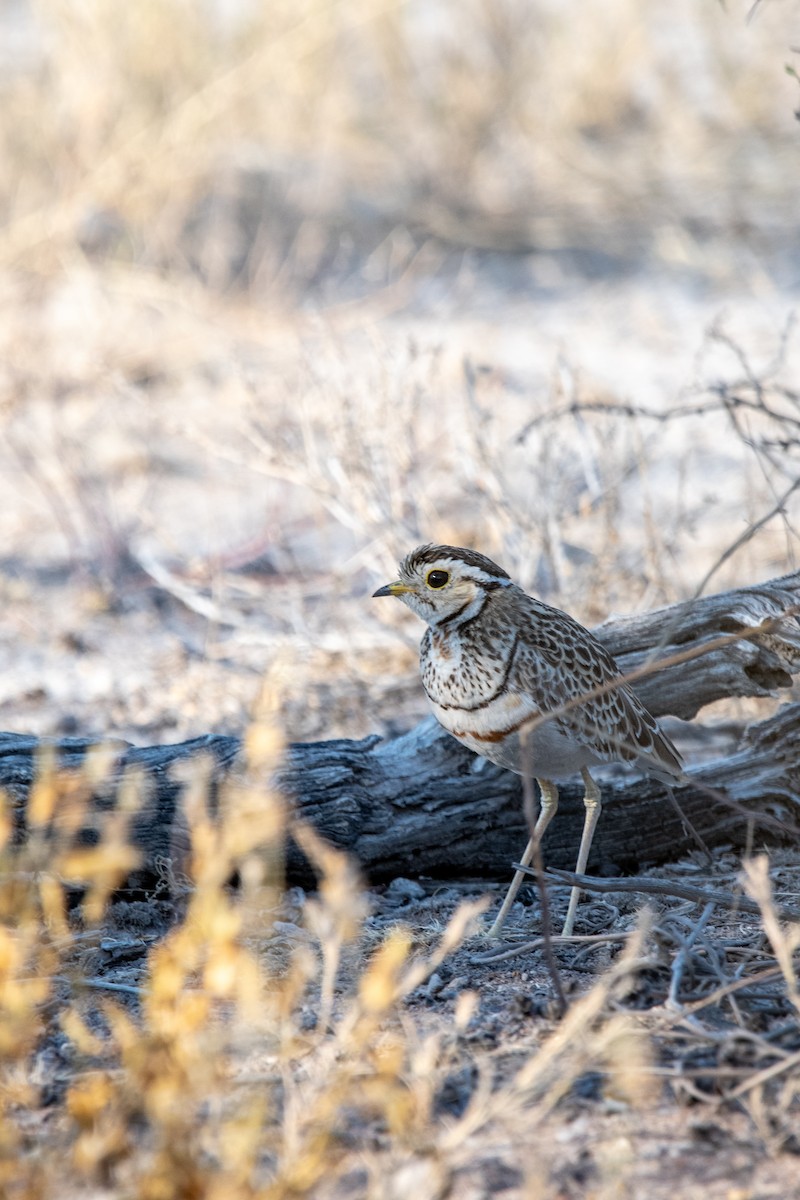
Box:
[372,580,413,598]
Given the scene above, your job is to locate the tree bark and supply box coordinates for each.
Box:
[590,569,800,719]
[1,569,799,887]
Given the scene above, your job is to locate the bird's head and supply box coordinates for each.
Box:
[373,544,512,627]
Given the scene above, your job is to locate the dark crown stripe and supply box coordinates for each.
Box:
[403,544,511,580]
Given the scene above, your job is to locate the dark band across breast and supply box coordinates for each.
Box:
[452,712,533,743]
[426,634,521,712]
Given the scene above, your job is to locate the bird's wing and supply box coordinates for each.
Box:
[511,596,683,777]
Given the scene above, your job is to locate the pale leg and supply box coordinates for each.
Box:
[561,767,602,937]
[488,779,559,939]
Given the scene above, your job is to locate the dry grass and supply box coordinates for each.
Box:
[2,2,800,1195]
[3,292,798,744]
[0,0,797,280]
[2,736,800,1199]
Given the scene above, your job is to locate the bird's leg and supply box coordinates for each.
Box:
[561,767,602,937]
[488,778,559,939]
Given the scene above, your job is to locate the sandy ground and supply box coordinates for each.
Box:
[1,265,797,748]
[2,249,800,1197]
[2,1,800,1192]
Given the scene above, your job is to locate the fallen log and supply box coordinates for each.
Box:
[1,570,799,886]
[594,570,800,719]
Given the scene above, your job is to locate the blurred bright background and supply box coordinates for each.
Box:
[1,0,799,742]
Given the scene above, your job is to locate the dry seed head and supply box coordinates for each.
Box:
[66,1072,116,1129]
[60,1008,107,1057]
[742,855,800,1002]
[59,843,141,924]
[243,717,284,771]
[83,740,123,787]
[220,780,286,862]
[359,927,413,1014]
[247,649,291,769]
[371,1032,407,1078]
[28,744,59,828]
[599,1014,656,1108]
[454,990,478,1030]
[38,874,69,939]
[294,821,368,942]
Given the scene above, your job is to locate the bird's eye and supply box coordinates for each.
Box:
[426,569,449,589]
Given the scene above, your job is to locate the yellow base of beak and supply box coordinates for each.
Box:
[372,581,412,598]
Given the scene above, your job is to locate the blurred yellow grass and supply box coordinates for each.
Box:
[0,734,654,1198]
[0,639,704,1200]
[1,4,799,1193]
[0,0,796,275]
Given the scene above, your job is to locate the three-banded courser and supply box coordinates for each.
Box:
[374,544,683,938]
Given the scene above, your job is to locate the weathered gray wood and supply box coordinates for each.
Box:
[597,570,800,720]
[1,569,798,887]
[283,705,800,880]
[1,707,799,887]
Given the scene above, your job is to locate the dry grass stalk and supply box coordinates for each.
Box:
[0,727,706,1199]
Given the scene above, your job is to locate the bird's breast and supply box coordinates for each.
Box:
[420,629,514,709]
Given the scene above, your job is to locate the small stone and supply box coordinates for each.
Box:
[425,972,445,997]
[385,877,426,901]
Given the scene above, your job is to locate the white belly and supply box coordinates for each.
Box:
[428,693,602,779]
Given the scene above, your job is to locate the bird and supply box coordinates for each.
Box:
[373,544,683,938]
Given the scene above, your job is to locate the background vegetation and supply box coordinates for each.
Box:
[1,1,800,1196]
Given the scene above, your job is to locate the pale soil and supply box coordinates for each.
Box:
[1,268,797,748]
[2,239,800,1200]
[3,0,800,1192]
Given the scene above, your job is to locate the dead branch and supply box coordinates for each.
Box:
[0,569,798,889]
[539,868,800,923]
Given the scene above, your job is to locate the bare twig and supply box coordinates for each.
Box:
[53,974,148,998]
[727,1047,800,1099]
[536,867,800,922]
[516,397,738,442]
[653,965,785,1021]
[692,474,800,599]
[667,902,717,1009]
[470,930,633,966]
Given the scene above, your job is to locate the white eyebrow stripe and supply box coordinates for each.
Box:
[472,571,513,588]
[429,556,514,588]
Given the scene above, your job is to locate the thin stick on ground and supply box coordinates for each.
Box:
[471,930,633,966]
[538,867,800,922]
[667,901,716,1009]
